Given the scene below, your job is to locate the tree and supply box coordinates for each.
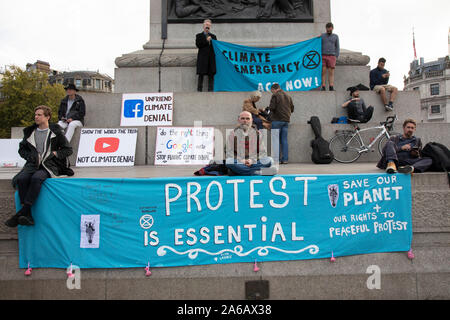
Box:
[0,65,65,138]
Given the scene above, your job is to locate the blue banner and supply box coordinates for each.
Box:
[212,38,322,92]
[18,174,412,269]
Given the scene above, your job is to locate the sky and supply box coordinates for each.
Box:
[0,0,449,89]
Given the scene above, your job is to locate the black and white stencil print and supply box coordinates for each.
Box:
[80,215,100,248]
[327,184,339,208]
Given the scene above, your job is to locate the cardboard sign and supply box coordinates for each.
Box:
[76,128,138,167]
[121,93,173,126]
[155,127,214,165]
[0,139,26,168]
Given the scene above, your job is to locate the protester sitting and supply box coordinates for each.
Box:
[57,84,86,142]
[370,58,398,112]
[225,111,278,176]
[342,87,374,123]
[242,91,271,130]
[5,106,73,228]
[377,118,432,174]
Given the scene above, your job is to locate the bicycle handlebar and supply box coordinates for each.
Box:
[380,115,397,130]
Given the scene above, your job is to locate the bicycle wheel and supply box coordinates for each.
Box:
[377,132,401,156]
[329,132,363,163]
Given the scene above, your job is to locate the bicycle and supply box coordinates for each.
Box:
[329,115,400,163]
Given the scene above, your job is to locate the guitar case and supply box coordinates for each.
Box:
[308,116,334,164]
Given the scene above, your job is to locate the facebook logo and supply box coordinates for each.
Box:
[123,100,144,118]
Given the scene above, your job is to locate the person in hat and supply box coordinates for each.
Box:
[57,83,86,142]
[342,87,374,123]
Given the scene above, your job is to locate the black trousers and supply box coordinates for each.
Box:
[347,105,374,123]
[16,168,50,206]
[197,74,214,92]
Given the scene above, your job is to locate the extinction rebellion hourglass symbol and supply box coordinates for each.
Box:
[140,214,159,247]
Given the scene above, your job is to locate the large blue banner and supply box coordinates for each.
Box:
[18,174,412,269]
[212,38,322,92]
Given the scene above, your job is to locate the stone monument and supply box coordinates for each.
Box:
[115,0,370,92]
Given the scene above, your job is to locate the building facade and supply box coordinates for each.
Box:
[49,71,114,93]
[404,56,450,123]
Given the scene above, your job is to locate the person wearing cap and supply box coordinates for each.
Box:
[342,87,374,123]
[196,19,217,92]
[57,84,86,142]
[242,91,271,130]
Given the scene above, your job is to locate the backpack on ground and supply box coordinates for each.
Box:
[421,142,450,186]
[308,116,334,164]
[194,160,228,176]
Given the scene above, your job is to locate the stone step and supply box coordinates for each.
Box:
[12,91,450,166]
[1,165,448,299]
[0,241,448,299]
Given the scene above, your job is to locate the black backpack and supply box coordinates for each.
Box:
[421,142,450,186]
[308,116,334,164]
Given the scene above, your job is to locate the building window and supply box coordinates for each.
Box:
[75,79,82,88]
[430,105,441,114]
[430,83,440,96]
[413,87,419,91]
[95,79,101,89]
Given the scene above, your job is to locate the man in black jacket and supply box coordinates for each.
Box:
[5,106,73,227]
[196,19,217,92]
[57,84,86,142]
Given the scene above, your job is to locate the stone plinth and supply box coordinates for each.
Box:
[146,0,331,50]
[115,0,371,93]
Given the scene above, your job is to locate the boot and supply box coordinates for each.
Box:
[17,205,34,226]
[5,213,22,228]
[386,161,397,174]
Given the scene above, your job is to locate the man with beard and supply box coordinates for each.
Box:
[225,111,278,176]
[320,22,340,91]
[342,87,373,123]
[377,118,432,174]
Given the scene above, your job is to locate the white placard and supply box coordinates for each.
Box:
[80,215,100,248]
[120,92,173,126]
[76,128,138,167]
[155,127,214,165]
[0,139,26,168]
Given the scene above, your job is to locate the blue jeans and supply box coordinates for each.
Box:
[226,157,273,176]
[271,121,289,162]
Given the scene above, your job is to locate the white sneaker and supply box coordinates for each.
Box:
[258,166,278,176]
